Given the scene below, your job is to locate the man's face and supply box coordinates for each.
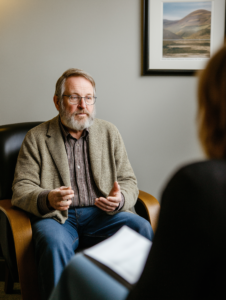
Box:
[56,76,96,131]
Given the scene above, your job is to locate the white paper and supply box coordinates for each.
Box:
[84,226,152,284]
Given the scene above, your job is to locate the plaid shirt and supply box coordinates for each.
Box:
[59,120,103,207]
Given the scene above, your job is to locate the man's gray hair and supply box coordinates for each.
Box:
[55,68,96,102]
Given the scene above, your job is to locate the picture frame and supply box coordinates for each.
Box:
[143,0,226,76]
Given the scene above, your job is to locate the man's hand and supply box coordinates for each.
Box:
[95,181,121,212]
[48,186,74,211]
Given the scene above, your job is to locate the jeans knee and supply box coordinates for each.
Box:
[127,216,154,241]
[35,232,74,263]
[141,220,154,241]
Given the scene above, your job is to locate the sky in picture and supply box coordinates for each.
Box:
[163,1,212,20]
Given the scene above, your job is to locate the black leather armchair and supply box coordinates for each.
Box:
[0,122,42,299]
[0,122,160,300]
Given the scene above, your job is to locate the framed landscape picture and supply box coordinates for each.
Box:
[143,0,226,75]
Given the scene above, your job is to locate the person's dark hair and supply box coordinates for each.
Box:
[197,45,226,159]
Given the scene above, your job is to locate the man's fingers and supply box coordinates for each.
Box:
[95,201,114,212]
[58,186,74,194]
[58,200,72,206]
[57,199,72,205]
[106,196,121,203]
[96,197,118,206]
[61,194,74,201]
[48,186,74,210]
[55,199,72,209]
[59,186,72,190]
[55,189,74,198]
[95,198,118,211]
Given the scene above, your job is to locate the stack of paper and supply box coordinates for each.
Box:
[84,226,152,285]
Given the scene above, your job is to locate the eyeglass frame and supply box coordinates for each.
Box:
[62,94,97,105]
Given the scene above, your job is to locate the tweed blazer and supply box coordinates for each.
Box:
[12,116,139,224]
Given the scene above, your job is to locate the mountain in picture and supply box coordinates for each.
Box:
[163,8,211,58]
[163,9,211,40]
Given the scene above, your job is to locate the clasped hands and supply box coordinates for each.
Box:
[47,181,121,212]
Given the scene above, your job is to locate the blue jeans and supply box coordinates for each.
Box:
[31,206,154,300]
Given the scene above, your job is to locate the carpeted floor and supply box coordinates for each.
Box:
[0,282,22,300]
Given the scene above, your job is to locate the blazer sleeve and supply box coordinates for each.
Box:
[11,131,51,217]
[113,129,139,212]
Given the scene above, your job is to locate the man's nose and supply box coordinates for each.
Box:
[78,97,86,108]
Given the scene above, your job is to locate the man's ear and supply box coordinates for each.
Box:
[53,95,60,111]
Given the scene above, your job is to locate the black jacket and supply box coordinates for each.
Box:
[127,160,226,299]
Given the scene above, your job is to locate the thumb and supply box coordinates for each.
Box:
[114,181,120,191]
[109,181,120,196]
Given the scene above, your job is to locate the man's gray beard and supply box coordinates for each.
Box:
[59,101,96,131]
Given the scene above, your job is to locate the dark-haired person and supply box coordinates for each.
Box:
[12,69,154,300]
[128,45,226,300]
[50,45,226,300]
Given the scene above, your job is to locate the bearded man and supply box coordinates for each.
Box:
[12,68,154,300]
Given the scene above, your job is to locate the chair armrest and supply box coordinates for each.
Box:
[138,190,160,233]
[0,199,40,300]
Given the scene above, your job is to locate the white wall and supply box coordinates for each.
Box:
[0,0,204,200]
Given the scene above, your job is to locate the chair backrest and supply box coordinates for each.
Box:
[0,122,42,200]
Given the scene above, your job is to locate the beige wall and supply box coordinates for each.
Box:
[0,0,204,200]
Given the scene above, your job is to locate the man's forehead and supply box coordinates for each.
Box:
[64,76,93,92]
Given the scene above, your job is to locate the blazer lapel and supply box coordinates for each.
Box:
[89,119,103,188]
[45,116,71,187]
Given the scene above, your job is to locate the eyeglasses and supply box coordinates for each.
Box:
[63,94,97,105]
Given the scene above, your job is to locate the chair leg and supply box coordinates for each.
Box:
[4,263,14,294]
